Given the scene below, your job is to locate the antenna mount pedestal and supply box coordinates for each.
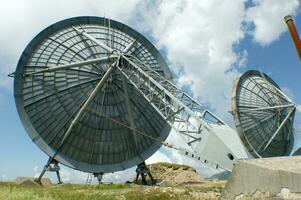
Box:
[135,162,156,185]
[35,158,63,184]
[94,172,104,184]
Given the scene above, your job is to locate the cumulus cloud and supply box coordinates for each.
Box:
[136,0,248,123]
[1,0,299,118]
[246,0,300,46]
[297,105,301,113]
[281,87,295,102]
[1,174,8,181]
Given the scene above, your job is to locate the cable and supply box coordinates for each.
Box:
[78,102,173,148]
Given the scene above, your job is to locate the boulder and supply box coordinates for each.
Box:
[15,177,52,187]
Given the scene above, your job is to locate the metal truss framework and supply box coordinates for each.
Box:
[116,54,247,170]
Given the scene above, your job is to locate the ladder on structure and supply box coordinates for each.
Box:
[85,173,93,185]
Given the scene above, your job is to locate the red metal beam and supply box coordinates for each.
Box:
[284,15,301,60]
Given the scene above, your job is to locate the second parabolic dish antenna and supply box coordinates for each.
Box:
[14,17,172,173]
[232,70,296,158]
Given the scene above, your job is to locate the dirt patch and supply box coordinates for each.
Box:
[135,162,204,187]
[15,177,52,187]
[19,179,40,187]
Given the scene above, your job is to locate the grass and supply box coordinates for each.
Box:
[0,182,128,200]
[0,181,225,200]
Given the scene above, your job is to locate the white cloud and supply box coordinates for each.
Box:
[1,174,8,180]
[297,105,301,113]
[246,0,300,46]
[137,0,248,123]
[33,165,39,176]
[281,86,295,102]
[102,169,136,183]
[1,0,299,118]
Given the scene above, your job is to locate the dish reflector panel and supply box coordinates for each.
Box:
[14,17,172,173]
[232,70,295,158]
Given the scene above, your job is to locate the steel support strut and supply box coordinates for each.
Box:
[239,104,295,112]
[36,158,62,184]
[57,63,116,150]
[23,55,117,77]
[116,56,248,170]
[263,107,296,150]
[73,27,114,53]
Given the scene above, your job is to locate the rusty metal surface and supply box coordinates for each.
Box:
[285,15,301,60]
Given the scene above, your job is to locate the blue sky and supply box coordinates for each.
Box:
[0,0,300,183]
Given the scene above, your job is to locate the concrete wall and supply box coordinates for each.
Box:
[221,156,301,199]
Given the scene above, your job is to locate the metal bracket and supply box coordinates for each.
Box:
[8,72,15,78]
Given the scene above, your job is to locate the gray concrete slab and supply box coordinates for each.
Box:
[221,156,301,199]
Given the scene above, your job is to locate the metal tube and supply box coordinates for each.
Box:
[24,55,117,76]
[239,104,295,112]
[73,27,114,54]
[284,15,301,60]
[123,40,135,53]
[58,63,115,148]
[263,107,295,150]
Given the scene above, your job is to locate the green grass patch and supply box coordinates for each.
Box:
[0,182,129,200]
[0,181,225,200]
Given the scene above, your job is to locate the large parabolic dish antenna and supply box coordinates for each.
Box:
[14,17,172,173]
[232,70,296,158]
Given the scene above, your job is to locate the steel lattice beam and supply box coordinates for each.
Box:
[75,28,248,171]
[116,55,248,171]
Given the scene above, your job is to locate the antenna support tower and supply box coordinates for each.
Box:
[284,15,301,60]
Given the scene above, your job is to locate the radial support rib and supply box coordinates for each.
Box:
[123,40,136,53]
[239,104,295,112]
[24,56,117,76]
[263,107,296,150]
[57,63,116,149]
[73,27,114,54]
